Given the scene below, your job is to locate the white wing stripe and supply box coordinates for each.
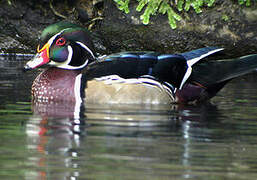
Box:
[179,48,224,89]
[179,66,192,89]
[187,48,224,67]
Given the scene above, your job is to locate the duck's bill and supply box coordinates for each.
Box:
[23,46,50,71]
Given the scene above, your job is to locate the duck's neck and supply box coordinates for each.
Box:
[32,67,82,103]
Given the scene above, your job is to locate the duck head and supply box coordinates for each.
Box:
[24,22,96,71]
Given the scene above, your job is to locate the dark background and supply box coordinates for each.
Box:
[0,0,256,58]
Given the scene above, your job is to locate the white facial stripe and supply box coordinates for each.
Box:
[47,28,72,47]
[47,30,63,46]
[76,41,95,59]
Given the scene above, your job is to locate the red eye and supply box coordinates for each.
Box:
[56,37,66,46]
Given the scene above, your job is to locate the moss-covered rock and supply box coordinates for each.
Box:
[0,0,256,58]
[99,0,257,57]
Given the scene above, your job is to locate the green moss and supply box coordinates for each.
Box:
[113,0,254,29]
[238,0,251,6]
[221,14,229,22]
[7,0,12,6]
[113,0,130,13]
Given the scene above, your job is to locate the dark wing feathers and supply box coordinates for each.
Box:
[85,48,240,89]
[181,47,223,62]
[85,51,188,88]
[191,54,257,87]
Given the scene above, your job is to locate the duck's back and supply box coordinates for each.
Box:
[82,52,189,104]
[84,52,188,88]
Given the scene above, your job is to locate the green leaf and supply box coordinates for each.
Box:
[114,0,130,14]
[158,1,168,14]
[112,0,253,30]
[246,0,251,6]
[221,14,229,21]
[238,0,245,5]
[197,0,204,7]
[184,0,191,11]
[167,8,177,29]
[207,0,215,7]
[169,8,182,21]
[238,0,251,6]
[140,13,150,25]
[192,1,202,13]
[136,0,147,12]
[177,0,184,11]
[140,5,151,24]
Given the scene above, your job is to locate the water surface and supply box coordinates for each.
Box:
[0,55,257,179]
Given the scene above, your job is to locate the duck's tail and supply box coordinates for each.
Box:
[190,54,257,98]
[191,54,257,86]
[178,47,224,90]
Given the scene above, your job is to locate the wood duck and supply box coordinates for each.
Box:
[24,22,257,105]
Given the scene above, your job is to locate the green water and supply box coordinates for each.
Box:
[1,55,257,179]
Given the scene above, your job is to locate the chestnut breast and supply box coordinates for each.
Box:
[32,68,81,102]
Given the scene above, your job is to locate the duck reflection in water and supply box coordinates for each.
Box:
[26,101,85,180]
[25,99,220,180]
